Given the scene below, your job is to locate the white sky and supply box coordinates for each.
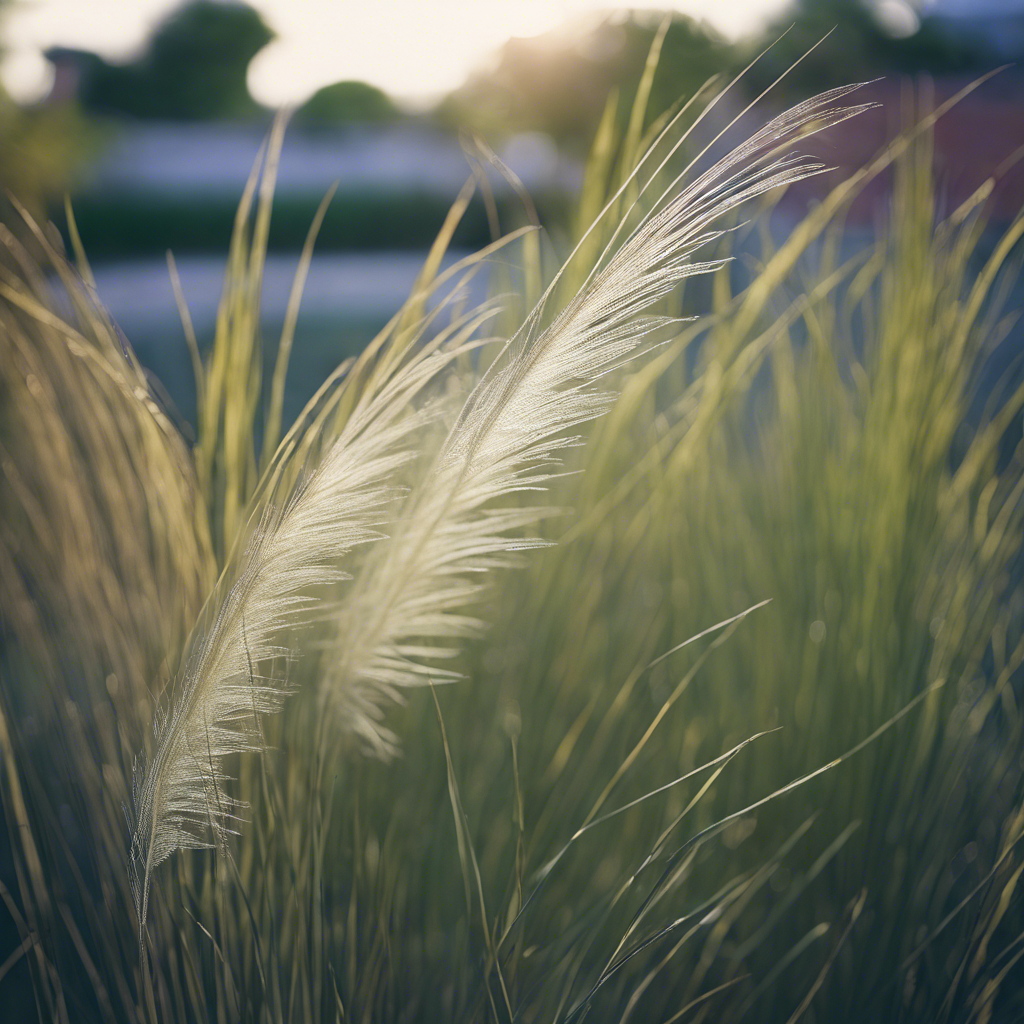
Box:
[0,0,794,108]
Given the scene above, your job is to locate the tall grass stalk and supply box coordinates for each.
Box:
[2,56,1024,1024]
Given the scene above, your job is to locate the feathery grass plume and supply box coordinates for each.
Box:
[321,84,876,754]
[128,283,503,937]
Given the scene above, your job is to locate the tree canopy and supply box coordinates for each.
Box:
[439,12,731,151]
[295,81,402,127]
[68,1,274,120]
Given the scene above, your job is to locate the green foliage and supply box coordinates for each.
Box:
[483,126,1024,1021]
[743,0,996,99]
[0,97,94,215]
[0,81,96,255]
[438,11,730,150]
[322,93,1024,1022]
[438,0,1001,147]
[68,0,273,121]
[296,81,402,127]
[3,60,1024,1024]
[53,188,573,257]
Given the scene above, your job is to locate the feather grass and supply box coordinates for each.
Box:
[3,53,1024,1024]
[128,286,506,940]
[321,83,876,756]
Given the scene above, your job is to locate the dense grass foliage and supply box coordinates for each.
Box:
[2,65,1024,1024]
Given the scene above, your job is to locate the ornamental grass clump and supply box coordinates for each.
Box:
[2,44,1024,1024]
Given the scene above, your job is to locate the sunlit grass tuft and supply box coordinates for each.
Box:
[2,58,1024,1024]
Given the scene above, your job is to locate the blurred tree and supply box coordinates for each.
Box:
[438,12,731,152]
[61,0,273,120]
[0,96,94,217]
[742,0,997,99]
[0,0,93,228]
[295,80,402,128]
[439,2,1002,152]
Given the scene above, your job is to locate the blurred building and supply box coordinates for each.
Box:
[72,120,579,201]
[776,73,1024,224]
[44,47,90,104]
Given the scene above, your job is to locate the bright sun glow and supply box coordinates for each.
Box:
[1,0,790,107]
